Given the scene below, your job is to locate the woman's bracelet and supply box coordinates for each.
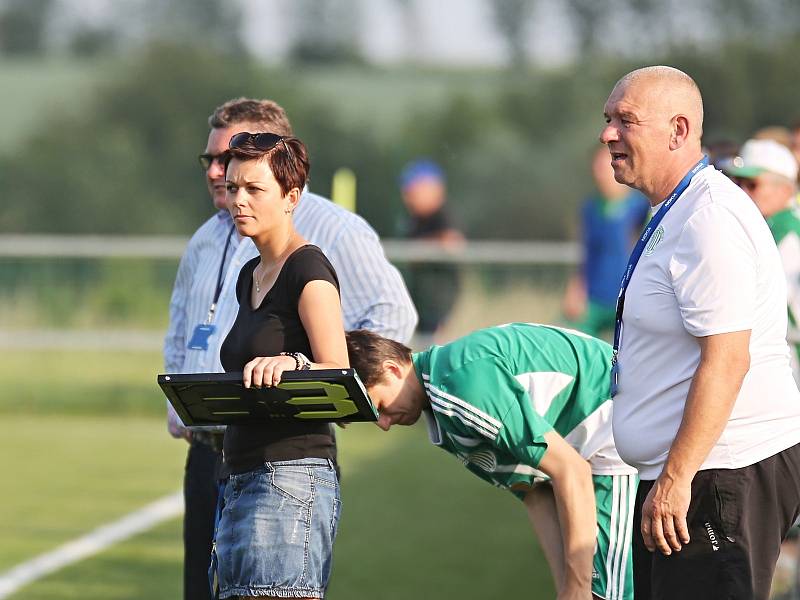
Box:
[280,352,311,370]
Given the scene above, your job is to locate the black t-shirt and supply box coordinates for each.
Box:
[220,245,340,474]
[407,207,453,238]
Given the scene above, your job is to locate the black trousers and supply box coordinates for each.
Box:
[633,443,800,600]
[183,440,221,600]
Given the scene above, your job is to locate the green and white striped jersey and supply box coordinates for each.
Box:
[767,207,800,380]
[413,323,636,496]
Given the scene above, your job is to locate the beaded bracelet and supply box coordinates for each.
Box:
[280,351,311,370]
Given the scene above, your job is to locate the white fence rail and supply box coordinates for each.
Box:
[0,235,579,351]
[0,234,579,264]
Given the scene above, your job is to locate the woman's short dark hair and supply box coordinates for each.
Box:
[225,135,310,197]
[345,329,412,387]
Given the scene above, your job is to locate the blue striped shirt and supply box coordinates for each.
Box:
[164,191,418,435]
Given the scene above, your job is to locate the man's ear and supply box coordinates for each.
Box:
[383,359,403,380]
[670,115,690,150]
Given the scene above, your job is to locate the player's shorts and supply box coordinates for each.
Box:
[593,473,636,600]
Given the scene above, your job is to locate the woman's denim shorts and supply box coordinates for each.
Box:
[215,458,341,599]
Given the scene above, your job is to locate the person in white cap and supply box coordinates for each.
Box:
[726,139,800,382]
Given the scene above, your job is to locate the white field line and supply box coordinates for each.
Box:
[0,491,183,598]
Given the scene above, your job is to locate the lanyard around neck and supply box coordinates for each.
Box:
[205,225,236,324]
[610,156,709,393]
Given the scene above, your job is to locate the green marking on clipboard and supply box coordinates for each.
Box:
[278,381,359,419]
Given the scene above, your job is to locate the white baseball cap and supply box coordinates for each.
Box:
[725,139,798,182]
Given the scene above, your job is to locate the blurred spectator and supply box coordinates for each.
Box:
[753,125,793,148]
[562,146,649,338]
[726,138,800,382]
[704,139,740,171]
[399,159,464,341]
[791,120,800,181]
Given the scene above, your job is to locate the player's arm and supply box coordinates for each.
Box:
[563,206,588,320]
[526,431,597,600]
[440,358,596,597]
[643,330,750,555]
[562,274,587,321]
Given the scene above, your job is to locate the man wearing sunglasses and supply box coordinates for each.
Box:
[725,138,800,383]
[164,97,417,600]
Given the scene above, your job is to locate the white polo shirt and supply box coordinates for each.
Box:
[612,165,800,480]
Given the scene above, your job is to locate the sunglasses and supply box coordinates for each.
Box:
[229,132,293,161]
[733,177,760,192]
[197,152,228,170]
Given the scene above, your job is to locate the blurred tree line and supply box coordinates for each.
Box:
[0,0,799,239]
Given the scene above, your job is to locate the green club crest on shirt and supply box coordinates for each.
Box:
[644,225,665,256]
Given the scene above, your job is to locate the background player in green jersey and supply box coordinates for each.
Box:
[346,323,637,600]
[725,138,800,382]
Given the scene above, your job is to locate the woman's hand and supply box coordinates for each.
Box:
[242,355,297,388]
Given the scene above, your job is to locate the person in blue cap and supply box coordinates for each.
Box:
[399,159,464,341]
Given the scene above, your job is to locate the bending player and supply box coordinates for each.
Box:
[346,323,636,600]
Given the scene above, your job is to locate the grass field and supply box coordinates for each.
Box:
[2,349,555,599]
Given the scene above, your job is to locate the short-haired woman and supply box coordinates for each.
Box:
[214,132,348,600]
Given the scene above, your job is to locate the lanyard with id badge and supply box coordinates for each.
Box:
[187,225,236,351]
[610,156,709,397]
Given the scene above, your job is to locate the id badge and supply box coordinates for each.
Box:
[610,362,619,397]
[188,324,216,351]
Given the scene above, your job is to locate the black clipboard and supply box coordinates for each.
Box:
[158,369,378,426]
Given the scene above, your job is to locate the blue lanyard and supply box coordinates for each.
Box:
[205,225,236,325]
[610,156,709,396]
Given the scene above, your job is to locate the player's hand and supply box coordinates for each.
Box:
[243,355,296,388]
[641,474,691,555]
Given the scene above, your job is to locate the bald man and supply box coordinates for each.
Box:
[601,66,800,600]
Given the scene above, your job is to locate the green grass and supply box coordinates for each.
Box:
[0,257,177,330]
[9,425,554,599]
[7,518,184,600]
[3,414,185,570]
[0,343,553,596]
[2,346,554,598]
[328,426,554,599]
[0,350,165,415]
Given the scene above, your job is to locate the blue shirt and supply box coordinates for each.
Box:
[581,192,650,307]
[164,191,418,435]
